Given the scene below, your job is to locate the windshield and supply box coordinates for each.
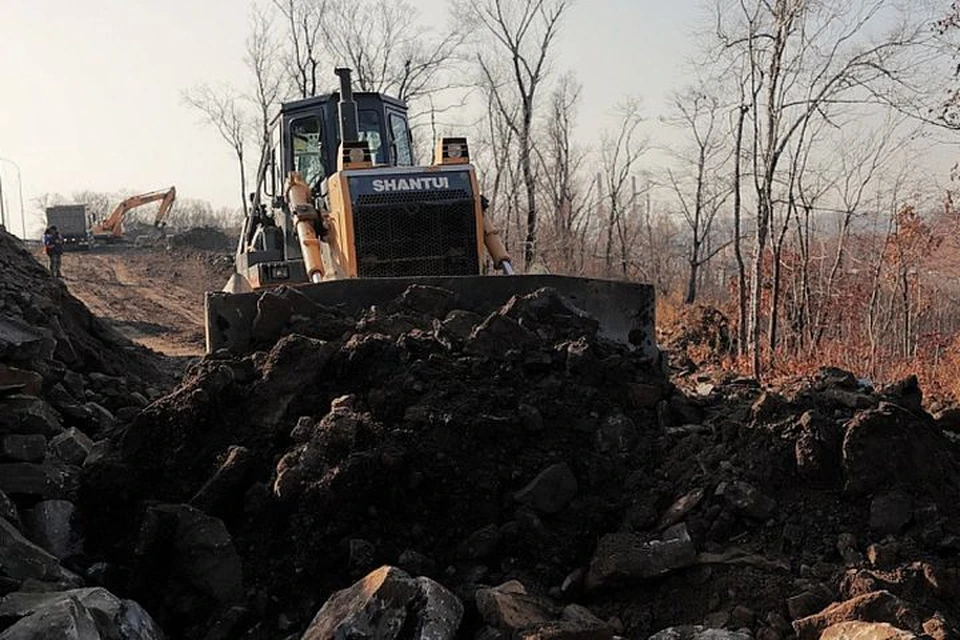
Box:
[389,113,413,166]
[291,116,325,186]
[358,110,383,164]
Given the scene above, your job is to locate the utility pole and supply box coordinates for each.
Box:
[0,172,6,231]
[0,158,25,238]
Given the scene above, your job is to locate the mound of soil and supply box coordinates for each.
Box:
[0,230,166,384]
[170,226,234,252]
[5,226,960,640]
[79,281,960,639]
[661,305,732,369]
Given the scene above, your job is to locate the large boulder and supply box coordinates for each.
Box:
[842,403,959,496]
[0,596,100,640]
[648,627,752,640]
[301,566,463,640]
[0,588,163,640]
[0,516,77,583]
[820,621,917,640]
[586,524,696,590]
[475,580,558,632]
[0,461,72,499]
[23,500,78,559]
[513,462,579,515]
[0,396,63,438]
[137,504,243,603]
[792,591,921,640]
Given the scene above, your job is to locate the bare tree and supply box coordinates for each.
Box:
[463,0,571,268]
[183,85,251,216]
[535,73,590,272]
[272,0,327,98]
[246,5,284,199]
[599,100,647,277]
[663,87,730,304]
[713,0,932,377]
[319,0,464,104]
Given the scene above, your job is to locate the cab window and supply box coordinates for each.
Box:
[389,113,413,166]
[291,116,325,186]
[358,110,383,164]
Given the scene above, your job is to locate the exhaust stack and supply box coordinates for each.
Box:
[334,68,359,143]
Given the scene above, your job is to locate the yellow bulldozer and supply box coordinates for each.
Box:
[205,68,655,356]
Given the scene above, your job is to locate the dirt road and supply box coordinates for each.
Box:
[45,245,233,357]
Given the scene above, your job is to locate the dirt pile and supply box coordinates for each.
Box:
[81,284,668,637]
[169,226,235,251]
[660,305,732,372]
[4,225,960,640]
[79,280,960,638]
[0,229,176,637]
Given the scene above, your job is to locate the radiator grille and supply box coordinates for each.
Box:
[352,190,479,277]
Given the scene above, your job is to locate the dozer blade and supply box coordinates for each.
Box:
[204,275,656,358]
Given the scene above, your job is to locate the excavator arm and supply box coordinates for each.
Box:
[153,187,177,228]
[92,186,177,239]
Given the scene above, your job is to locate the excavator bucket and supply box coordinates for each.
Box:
[204,275,657,359]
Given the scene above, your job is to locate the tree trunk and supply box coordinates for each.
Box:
[733,105,748,356]
[520,116,537,267]
[238,150,249,217]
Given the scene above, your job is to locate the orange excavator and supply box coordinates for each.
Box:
[92,186,177,242]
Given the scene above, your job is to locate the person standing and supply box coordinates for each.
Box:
[42,226,64,278]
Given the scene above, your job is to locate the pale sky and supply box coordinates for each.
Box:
[0,0,695,237]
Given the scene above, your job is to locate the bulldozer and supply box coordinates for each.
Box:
[205,68,655,356]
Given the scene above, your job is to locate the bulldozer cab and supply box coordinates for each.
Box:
[279,92,415,197]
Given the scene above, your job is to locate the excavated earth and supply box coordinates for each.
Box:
[1,228,960,640]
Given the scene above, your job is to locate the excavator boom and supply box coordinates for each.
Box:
[92,186,177,241]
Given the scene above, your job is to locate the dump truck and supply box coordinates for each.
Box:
[45,205,90,251]
[205,68,656,356]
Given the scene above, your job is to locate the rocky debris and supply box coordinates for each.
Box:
[868,490,913,535]
[0,461,72,499]
[79,283,960,639]
[301,566,462,640]
[6,229,960,639]
[0,232,177,638]
[474,581,615,639]
[0,435,46,463]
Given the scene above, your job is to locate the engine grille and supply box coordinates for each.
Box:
[353,189,480,277]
